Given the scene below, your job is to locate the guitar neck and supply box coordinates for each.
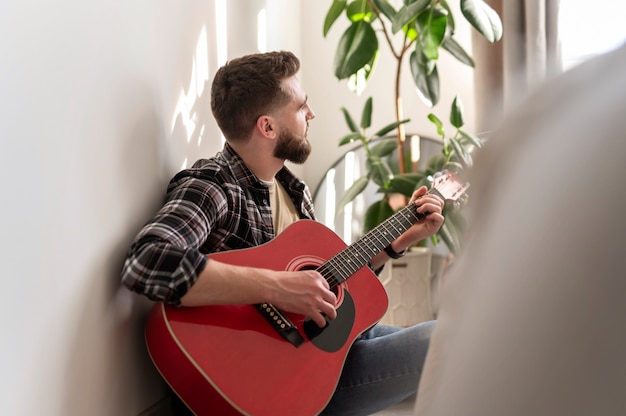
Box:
[321,188,442,284]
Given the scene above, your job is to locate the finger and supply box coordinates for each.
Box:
[319,295,338,320]
[311,312,327,328]
[415,185,428,196]
[314,306,336,325]
[310,271,331,290]
[419,194,445,209]
[417,201,443,215]
[322,288,337,306]
[410,186,428,202]
[417,194,443,206]
[424,213,445,226]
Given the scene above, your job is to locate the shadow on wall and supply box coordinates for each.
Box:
[58,84,170,415]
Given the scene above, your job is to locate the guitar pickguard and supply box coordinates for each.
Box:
[303,288,356,352]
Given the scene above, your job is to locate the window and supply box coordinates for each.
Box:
[559,1,626,70]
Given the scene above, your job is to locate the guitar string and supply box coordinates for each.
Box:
[318,205,420,290]
[317,178,462,291]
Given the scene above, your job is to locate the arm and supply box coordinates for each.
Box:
[121,177,337,327]
[180,258,337,327]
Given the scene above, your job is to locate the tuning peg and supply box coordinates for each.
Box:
[455,193,469,207]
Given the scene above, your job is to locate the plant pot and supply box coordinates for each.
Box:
[377,247,434,327]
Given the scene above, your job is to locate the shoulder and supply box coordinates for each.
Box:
[165,157,233,206]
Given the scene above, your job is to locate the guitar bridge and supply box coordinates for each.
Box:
[256,303,305,347]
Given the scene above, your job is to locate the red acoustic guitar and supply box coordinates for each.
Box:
[145,171,468,415]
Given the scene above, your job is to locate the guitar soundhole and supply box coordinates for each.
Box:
[299,264,343,306]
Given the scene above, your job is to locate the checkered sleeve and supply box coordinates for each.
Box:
[120,177,226,305]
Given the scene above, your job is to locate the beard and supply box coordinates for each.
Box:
[273,126,312,164]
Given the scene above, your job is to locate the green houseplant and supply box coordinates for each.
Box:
[323,0,502,254]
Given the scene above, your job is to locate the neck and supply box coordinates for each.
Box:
[229,141,284,182]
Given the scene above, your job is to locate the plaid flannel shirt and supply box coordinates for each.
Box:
[120,143,316,305]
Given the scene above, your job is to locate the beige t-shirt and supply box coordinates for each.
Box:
[263,179,300,235]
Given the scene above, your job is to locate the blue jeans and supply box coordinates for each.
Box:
[321,321,436,416]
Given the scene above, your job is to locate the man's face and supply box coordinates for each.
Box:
[272,76,316,164]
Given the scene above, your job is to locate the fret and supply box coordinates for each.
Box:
[320,204,421,284]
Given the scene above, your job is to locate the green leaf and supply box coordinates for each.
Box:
[338,132,365,146]
[439,220,460,254]
[445,205,468,235]
[459,129,484,148]
[391,0,431,34]
[336,176,370,217]
[450,95,464,128]
[364,200,395,233]
[403,24,419,42]
[443,160,464,172]
[346,0,374,22]
[449,137,469,167]
[409,50,440,106]
[366,156,394,186]
[425,153,446,174]
[323,0,348,37]
[360,96,373,129]
[372,118,411,138]
[439,0,456,33]
[370,137,398,157]
[427,113,444,137]
[347,52,378,94]
[334,21,379,79]
[417,8,447,60]
[387,172,426,196]
[370,0,397,21]
[442,36,474,67]
[340,106,359,132]
[460,0,503,43]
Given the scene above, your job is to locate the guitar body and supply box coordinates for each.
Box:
[145,219,389,415]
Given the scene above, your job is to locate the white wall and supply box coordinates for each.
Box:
[0,1,221,414]
[0,1,472,414]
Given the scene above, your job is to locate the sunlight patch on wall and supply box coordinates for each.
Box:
[323,168,337,231]
[170,25,210,148]
[257,9,267,52]
[343,151,355,244]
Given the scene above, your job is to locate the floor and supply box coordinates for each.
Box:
[165,390,416,415]
[372,396,415,415]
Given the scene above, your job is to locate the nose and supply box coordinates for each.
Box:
[306,104,316,121]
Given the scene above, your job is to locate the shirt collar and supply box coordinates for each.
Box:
[222,143,305,193]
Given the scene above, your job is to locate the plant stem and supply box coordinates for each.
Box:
[395,30,415,174]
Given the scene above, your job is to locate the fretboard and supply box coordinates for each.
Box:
[318,194,432,284]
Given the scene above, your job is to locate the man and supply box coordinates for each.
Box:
[121,51,444,415]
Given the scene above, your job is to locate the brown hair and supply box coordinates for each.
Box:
[210,51,300,142]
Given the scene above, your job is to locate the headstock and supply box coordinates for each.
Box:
[429,170,470,206]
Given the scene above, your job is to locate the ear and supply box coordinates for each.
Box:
[255,115,277,139]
